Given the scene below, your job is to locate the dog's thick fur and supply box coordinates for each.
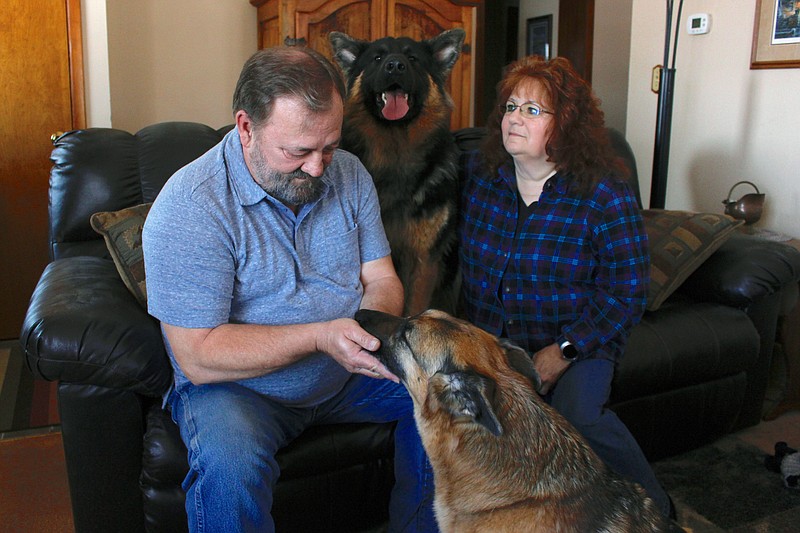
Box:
[329,30,465,315]
[355,308,669,533]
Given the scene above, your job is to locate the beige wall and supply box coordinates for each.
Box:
[98,0,256,132]
[627,0,800,237]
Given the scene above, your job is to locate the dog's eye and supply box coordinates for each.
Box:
[374,55,382,62]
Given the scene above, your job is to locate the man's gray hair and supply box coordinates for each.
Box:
[232,46,346,126]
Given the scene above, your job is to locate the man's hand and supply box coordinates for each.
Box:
[531,343,572,395]
[316,318,399,382]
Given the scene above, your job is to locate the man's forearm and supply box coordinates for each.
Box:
[164,321,321,385]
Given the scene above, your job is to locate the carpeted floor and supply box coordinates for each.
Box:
[0,430,73,532]
[655,433,800,532]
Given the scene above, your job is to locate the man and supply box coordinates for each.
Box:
[143,46,436,532]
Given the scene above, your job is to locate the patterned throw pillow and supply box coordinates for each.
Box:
[643,209,743,311]
[90,203,152,308]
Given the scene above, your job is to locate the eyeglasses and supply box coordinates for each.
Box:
[500,102,553,118]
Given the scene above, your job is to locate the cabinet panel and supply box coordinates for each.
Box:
[296,0,385,61]
[389,0,477,129]
[255,0,280,48]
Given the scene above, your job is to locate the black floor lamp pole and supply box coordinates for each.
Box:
[650,0,683,209]
[650,67,675,209]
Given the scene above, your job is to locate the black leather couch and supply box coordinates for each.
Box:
[21,122,800,532]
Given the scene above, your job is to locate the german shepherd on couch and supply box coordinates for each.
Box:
[355,308,669,533]
[329,29,465,316]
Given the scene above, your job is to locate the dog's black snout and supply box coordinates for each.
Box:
[384,57,407,74]
[355,309,404,347]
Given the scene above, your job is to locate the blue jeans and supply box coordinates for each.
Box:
[168,375,437,533]
[547,358,671,517]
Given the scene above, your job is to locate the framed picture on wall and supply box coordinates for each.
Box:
[751,0,800,69]
[526,15,553,59]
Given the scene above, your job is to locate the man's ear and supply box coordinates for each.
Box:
[235,110,255,149]
[500,339,543,394]
[430,369,502,436]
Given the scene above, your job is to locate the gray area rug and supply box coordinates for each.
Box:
[653,436,800,531]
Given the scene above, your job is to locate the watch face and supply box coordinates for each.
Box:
[561,343,579,361]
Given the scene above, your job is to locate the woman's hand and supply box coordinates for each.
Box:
[531,343,572,395]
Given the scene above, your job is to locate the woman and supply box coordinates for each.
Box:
[458,55,671,518]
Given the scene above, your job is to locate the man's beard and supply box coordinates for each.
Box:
[248,146,326,206]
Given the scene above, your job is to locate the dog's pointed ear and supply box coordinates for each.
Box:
[328,32,365,74]
[426,28,466,75]
[500,339,544,395]
[430,369,503,436]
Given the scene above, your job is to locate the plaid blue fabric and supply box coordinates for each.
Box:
[458,153,649,361]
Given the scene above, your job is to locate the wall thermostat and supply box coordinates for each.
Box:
[687,13,711,35]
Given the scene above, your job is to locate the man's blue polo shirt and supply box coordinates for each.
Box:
[143,129,391,407]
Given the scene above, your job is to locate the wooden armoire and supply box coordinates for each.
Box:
[249,0,484,130]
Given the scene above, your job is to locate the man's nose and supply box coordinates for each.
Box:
[301,153,325,177]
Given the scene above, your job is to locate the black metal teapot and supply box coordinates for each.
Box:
[722,181,765,225]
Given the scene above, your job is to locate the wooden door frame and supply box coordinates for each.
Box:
[558,0,594,83]
[67,0,86,129]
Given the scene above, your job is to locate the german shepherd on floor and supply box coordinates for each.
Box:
[355,308,669,533]
[329,30,465,316]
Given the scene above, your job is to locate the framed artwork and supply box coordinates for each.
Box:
[751,0,800,69]
[526,15,553,59]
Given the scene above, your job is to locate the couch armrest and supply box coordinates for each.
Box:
[678,233,800,308]
[21,256,172,397]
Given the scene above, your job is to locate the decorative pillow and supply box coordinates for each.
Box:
[90,203,152,308]
[643,209,743,311]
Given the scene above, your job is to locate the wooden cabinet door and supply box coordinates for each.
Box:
[0,0,84,340]
[253,0,385,53]
[388,0,479,129]
[253,0,280,49]
[295,0,386,57]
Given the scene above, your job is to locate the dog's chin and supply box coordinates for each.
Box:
[366,348,406,382]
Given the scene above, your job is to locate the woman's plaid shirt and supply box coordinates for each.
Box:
[458,154,649,362]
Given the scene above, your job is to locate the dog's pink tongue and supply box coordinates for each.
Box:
[382,91,409,120]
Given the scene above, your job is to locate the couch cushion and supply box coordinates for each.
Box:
[643,210,743,311]
[614,300,759,402]
[90,203,152,308]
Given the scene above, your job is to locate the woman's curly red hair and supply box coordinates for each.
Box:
[482,55,627,195]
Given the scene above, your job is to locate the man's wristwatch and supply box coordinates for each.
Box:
[559,340,579,362]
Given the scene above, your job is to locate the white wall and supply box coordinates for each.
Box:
[517,1,632,134]
[519,0,560,60]
[83,0,256,132]
[593,0,632,133]
[627,0,800,237]
[82,0,112,127]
